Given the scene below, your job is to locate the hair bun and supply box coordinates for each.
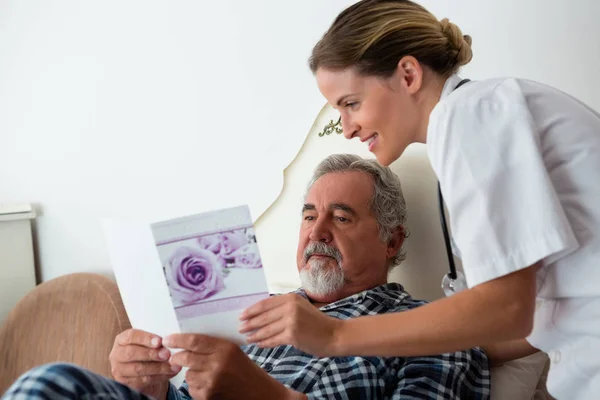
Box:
[439,18,473,67]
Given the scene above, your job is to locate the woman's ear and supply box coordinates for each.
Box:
[395,56,423,95]
[386,226,406,258]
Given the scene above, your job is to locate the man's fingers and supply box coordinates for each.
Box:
[163,333,218,353]
[239,306,284,334]
[239,294,295,320]
[116,361,181,378]
[112,344,171,363]
[117,329,161,348]
[118,373,179,390]
[169,350,204,368]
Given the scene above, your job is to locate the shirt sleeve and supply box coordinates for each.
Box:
[428,78,578,288]
[392,349,491,399]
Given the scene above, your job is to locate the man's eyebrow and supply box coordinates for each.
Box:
[302,204,316,213]
[330,203,356,215]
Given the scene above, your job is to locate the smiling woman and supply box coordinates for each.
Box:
[247,0,600,398]
[310,0,472,166]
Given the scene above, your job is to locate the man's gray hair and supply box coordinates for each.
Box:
[306,154,408,267]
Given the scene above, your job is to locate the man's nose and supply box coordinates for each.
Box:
[341,115,359,139]
[308,219,332,243]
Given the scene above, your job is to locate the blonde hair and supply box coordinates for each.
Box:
[309,0,472,78]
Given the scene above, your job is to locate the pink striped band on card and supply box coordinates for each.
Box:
[174,292,269,319]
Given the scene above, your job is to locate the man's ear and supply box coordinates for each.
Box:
[386,226,406,258]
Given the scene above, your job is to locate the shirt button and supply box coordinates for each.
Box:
[550,350,562,364]
[263,364,273,372]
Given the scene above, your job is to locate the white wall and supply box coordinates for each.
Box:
[0,0,355,281]
[1,0,599,285]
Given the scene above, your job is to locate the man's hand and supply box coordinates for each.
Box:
[239,293,344,357]
[164,333,306,400]
[109,329,181,400]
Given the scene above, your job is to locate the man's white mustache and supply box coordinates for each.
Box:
[303,242,342,263]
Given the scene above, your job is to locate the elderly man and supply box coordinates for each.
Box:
[3,154,490,399]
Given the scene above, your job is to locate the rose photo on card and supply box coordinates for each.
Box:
[161,228,262,306]
[151,206,269,323]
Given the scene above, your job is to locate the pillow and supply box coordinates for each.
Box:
[491,352,551,399]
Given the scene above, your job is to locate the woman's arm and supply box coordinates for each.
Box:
[482,339,540,366]
[241,263,538,358]
[332,264,538,357]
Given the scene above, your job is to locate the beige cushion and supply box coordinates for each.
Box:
[491,352,552,399]
[0,273,130,395]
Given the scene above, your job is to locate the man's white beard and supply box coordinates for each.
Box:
[299,257,345,297]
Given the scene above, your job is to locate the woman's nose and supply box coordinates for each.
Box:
[341,115,359,139]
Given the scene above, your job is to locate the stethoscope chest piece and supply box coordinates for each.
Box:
[441,270,467,297]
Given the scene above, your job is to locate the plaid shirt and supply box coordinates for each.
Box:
[169,283,490,399]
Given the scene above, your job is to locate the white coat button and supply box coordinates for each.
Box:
[535,299,544,311]
[550,350,562,364]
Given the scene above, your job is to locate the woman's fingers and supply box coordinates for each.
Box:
[239,305,285,334]
[240,294,295,320]
[245,319,287,344]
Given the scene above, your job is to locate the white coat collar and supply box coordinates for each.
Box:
[439,74,465,101]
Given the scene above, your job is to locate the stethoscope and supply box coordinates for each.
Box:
[438,78,471,297]
[438,182,467,296]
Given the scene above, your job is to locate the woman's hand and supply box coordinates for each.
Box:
[239,293,345,357]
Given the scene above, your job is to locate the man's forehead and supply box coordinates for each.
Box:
[306,171,373,203]
[304,191,371,215]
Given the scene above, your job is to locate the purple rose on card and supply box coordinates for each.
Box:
[165,246,225,305]
[230,243,262,269]
[219,230,248,258]
[198,234,222,255]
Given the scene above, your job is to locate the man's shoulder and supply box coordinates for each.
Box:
[268,284,430,313]
[363,283,429,312]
